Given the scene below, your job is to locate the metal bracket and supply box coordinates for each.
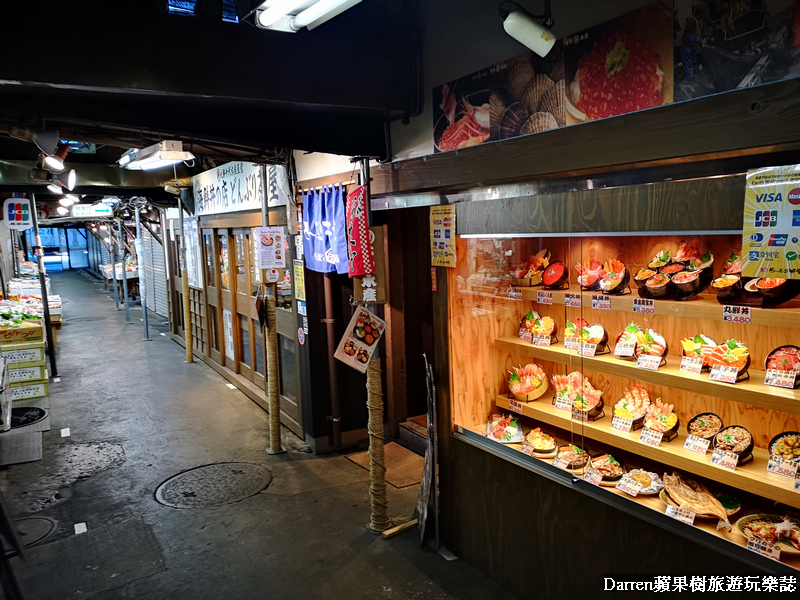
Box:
[321,318,335,324]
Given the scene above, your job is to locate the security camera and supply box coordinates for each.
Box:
[499,1,556,58]
[163,184,181,195]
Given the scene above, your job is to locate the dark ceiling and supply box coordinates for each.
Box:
[0,0,423,194]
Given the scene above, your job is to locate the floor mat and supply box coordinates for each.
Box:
[345,441,424,488]
[0,431,42,465]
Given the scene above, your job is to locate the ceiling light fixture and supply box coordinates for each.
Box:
[43,142,70,172]
[47,181,63,194]
[56,206,69,216]
[498,1,556,58]
[118,140,195,171]
[58,196,76,207]
[254,0,362,32]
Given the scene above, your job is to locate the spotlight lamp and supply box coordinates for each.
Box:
[43,142,70,172]
[56,206,69,216]
[498,0,556,58]
[46,181,63,194]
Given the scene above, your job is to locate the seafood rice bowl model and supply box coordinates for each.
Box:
[525,427,557,455]
[647,250,670,269]
[723,251,742,275]
[508,363,548,402]
[680,334,716,369]
[711,274,742,299]
[643,399,679,437]
[671,269,703,293]
[765,346,800,384]
[713,425,754,459]
[687,412,724,440]
[633,267,656,288]
[575,257,604,290]
[590,454,625,482]
[769,432,800,463]
[634,328,668,359]
[542,261,568,288]
[645,273,670,297]
[598,259,629,294]
[613,384,651,429]
[756,277,788,298]
[707,339,750,377]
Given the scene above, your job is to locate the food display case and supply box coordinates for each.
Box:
[447,224,800,571]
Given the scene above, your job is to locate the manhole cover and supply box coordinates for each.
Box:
[7,407,47,429]
[13,516,58,547]
[67,316,108,323]
[155,462,272,509]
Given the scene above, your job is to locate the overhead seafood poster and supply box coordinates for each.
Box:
[334,306,387,373]
[742,165,800,280]
[430,205,456,268]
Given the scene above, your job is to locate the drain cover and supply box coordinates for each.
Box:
[155,462,272,509]
[67,316,108,323]
[9,407,47,429]
[13,516,58,547]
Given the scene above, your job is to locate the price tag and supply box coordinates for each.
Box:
[554,396,573,411]
[711,448,739,471]
[532,334,552,348]
[577,343,597,358]
[747,537,781,560]
[709,364,738,384]
[564,337,579,350]
[611,415,633,433]
[537,290,552,305]
[637,355,662,371]
[639,428,663,448]
[584,467,603,486]
[684,434,711,455]
[552,457,570,470]
[614,341,636,357]
[615,476,643,497]
[591,294,611,310]
[521,443,535,456]
[633,298,655,314]
[723,305,751,324]
[509,287,523,301]
[509,400,524,415]
[571,406,589,422]
[665,505,696,525]
[565,293,582,308]
[766,458,799,479]
[764,369,798,389]
[518,328,533,343]
[680,356,704,374]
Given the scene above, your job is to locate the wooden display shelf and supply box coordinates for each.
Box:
[516,287,800,329]
[495,337,800,415]
[494,395,800,510]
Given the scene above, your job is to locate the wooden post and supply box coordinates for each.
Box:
[366,357,388,532]
[178,200,193,363]
[266,287,282,453]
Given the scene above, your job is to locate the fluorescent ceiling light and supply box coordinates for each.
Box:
[56,206,69,216]
[257,0,307,27]
[118,140,195,171]
[292,0,361,30]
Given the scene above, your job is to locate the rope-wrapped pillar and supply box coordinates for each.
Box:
[266,287,282,453]
[367,358,389,532]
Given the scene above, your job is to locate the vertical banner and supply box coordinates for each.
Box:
[334,306,387,373]
[742,165,800,280]
[345,185,375,277]
[430,205,456,268]
[183,218,203,288]
[265,164,289,207]
[254,226,286,269]
[293,259,306,302]
[302,185,349,274]
[223,309,234,360]
[354,227,386,304]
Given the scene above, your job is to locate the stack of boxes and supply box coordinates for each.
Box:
[0,326,48,402]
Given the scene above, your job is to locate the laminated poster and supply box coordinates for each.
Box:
[254,226,286,270]
[334,306,386,374]
[430,205,456,268]
[742,165,800,280]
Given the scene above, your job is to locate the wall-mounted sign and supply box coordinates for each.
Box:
[354,227,385,304]
[334,305,387,373]
[3,198,33,230]
[293,259,306,301]
[71,204,113,218]
[183,217,203,289]
[192,161,264,216]
[266,164,289,208]
[254,226,286,269]
[430,205,456,268]
[742,165,800,280]
[223,309,234,360]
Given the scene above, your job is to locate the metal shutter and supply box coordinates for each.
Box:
[139,226,169,318]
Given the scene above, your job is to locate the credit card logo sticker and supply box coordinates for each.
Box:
[769,234,788,247]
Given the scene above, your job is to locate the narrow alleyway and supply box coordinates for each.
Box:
[1,271,514,600]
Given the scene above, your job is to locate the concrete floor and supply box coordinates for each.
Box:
[0,271,515,600]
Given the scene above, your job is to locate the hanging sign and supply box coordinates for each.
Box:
[742,165,800,279]
[265,164,289,207]
[354,227,386,304]
[254,227,286,269]
[293,259,306,302]
[3,198,33,230]
[334,306,387,374]
[192,161,264,216]
[70,204,113,218]
[430,205,456,268]
[345,185,375,277]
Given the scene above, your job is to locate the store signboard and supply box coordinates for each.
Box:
[254,227,286,270]
[3,198,33,230]
[334,305,387,374]
[193,161,264,216]
[742,165,800,279]
[430,205,456,268]
[223,309,234,360]
[70,204,113,218]
[265,164,288,208]
[183,217,203,289]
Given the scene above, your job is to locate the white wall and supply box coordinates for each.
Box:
[390,0,657,160]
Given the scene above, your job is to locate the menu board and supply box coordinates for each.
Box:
[430,205,456,268]
[742,165,800,280]
[334,305,387,374]
[254,226,286,270]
